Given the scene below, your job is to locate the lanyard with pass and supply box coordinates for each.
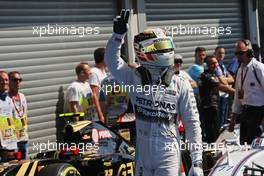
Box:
[238,67,248,99]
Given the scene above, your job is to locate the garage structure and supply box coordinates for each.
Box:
[144,0,245,68]
[0,0,118,155]
[0,0,255,155]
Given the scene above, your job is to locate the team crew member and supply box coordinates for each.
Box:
[89,48,107,124]
[0,71,17,150]
[105,10,203,176]
[64,62,97,121]
[8,71,28,159]
[229,40,264,145]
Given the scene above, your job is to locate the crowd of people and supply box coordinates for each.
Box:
[167,39,264,146]
[185,40,264,145]
[1,9,264,176]
[0,46,132,161]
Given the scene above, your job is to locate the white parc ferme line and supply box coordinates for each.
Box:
[208,125,264,176]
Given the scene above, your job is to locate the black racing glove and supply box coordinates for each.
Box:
[113,9,130,34]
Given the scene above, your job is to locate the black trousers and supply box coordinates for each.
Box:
[240,105,264,145]
[201,107,220,143]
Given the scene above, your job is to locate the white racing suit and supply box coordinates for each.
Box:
[105,33,203,176]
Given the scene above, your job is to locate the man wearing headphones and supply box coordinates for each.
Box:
[105,10,203,176]
[229,39,264,145]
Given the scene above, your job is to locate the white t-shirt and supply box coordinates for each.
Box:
[0,94,14,118]
[0,92,17,150]
[89,67,107,89]
[65,81,97,120]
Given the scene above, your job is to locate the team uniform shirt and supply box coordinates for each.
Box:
[188,63,204,94]
[65,81,97,121]
[232,58,264,114]
[0,92,17,150]
[105,33,203,175]
[10,93,28,142]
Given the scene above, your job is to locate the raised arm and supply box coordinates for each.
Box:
[104,10,133,85]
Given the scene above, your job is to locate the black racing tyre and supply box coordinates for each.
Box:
[37,163,81,176]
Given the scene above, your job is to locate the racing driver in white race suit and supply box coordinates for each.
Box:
[105,10,203,176]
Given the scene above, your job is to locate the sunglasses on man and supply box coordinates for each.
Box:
[11,78,23,82]
[235,51,247,56]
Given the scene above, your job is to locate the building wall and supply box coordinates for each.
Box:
[145,0,245,68]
